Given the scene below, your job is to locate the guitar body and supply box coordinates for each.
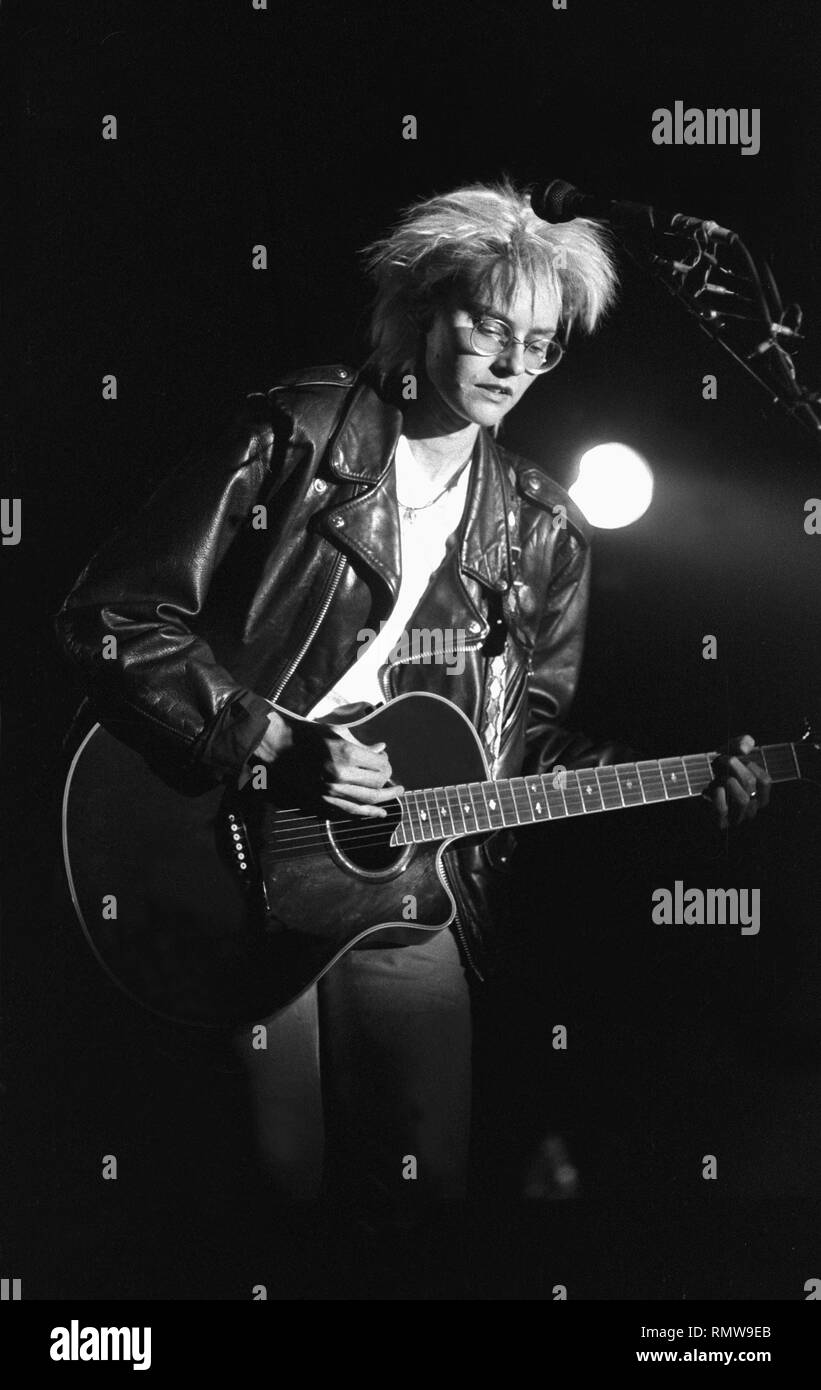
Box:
[63,693,489,1027]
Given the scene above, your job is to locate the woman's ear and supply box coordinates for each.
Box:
[410,293,438,333]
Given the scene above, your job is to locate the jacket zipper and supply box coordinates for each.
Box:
[376,636,485,702]
[267,551,347,702]
[438,847,485,982]
[380,639,487,981]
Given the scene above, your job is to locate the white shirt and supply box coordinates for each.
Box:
[308,434,471,719]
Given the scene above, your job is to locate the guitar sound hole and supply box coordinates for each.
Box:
[326,799,407,875]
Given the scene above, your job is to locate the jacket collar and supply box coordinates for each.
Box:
[319,376,516,607]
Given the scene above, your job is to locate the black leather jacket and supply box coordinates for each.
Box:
[56,363,630,980]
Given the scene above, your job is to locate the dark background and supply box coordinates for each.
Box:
[4,0,821,1298]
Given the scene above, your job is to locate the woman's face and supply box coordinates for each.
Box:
[421,278,562,431]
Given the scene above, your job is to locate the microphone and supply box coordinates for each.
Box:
[533,178,737,243]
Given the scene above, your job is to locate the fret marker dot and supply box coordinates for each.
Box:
[489,799,497,810]
[585,787,592,795]
[420,811,427,820]
[535,802,543,813]
[626,780,633,788]
[464,804,471,814]
[671,773,677,781]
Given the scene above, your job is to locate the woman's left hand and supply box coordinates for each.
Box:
[704,733,772,829]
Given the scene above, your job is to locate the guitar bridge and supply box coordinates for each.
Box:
[220,801,272,915]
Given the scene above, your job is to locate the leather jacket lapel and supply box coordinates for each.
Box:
[317,382,403,603]
[318,379,517,613]
[459,427,517,596]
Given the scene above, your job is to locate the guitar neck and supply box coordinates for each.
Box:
[392,742,803,846]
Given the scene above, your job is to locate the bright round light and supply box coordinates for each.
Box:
[568,444,654,529]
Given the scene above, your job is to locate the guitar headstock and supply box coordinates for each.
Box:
[797,717,821,784]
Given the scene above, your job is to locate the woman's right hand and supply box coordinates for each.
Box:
[248,708,403,818]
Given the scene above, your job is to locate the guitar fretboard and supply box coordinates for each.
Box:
[391,742,802,846]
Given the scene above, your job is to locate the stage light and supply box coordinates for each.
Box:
[569,444,654,529]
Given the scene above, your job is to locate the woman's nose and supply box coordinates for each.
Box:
[494,339,527,374]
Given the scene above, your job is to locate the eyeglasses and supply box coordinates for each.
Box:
[467,315,564,374]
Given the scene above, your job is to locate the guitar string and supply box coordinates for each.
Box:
[247,764,785,855]
[249,741,790,838]
[253,767,719,849]
[250,763,719,837]
[256,787,709,853]
[265,800,681,843]
[258,760,788,853]
[258,756,721,831]
[235,745,791,855]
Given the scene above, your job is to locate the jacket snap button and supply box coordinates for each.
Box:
[468,620,482,634]
[517,583,536,614]
[312,478,328,494]
[332,515,345,528]
[335,368,348,378]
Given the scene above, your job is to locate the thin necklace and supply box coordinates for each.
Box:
[395,453,472,525]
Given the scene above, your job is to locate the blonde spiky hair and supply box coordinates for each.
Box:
[361,177,618,378]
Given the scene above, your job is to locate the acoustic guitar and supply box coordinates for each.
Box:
[62,692,818,1026]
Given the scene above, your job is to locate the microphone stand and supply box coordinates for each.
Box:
[608,211,821,448]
